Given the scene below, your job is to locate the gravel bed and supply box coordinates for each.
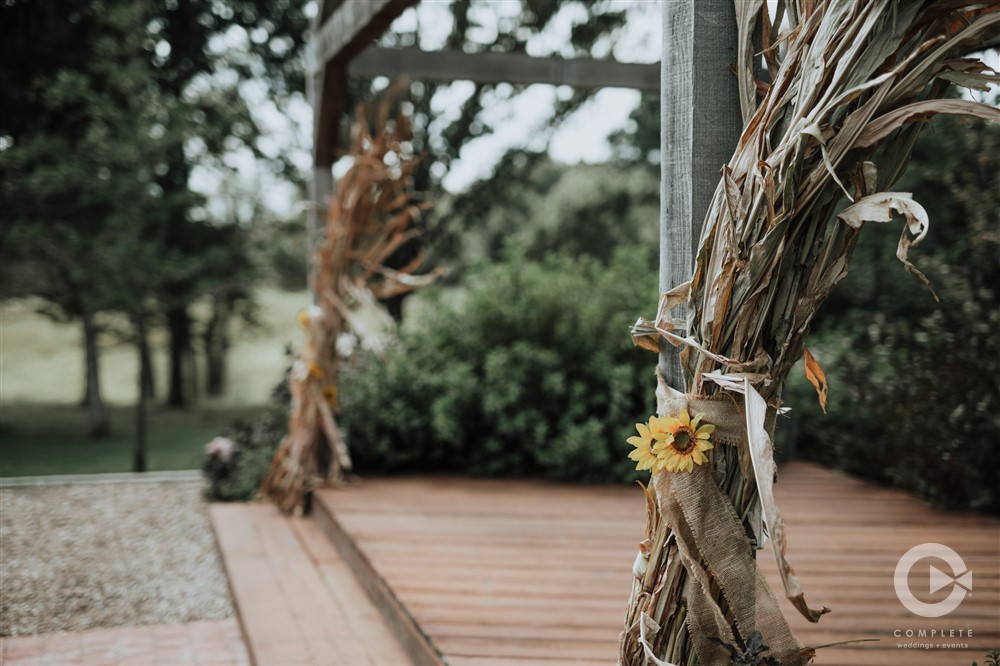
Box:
[0,479,234,636]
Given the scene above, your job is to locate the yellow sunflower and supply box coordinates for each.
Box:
[626,416,672,471]
[652,408,714,473]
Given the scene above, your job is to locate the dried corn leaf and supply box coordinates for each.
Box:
[803,346,828,413]
[262,91,439,511]
[857,99,1000,148]
[743,378,831,623]
[936,58,1000,91]
[631,317,661,354]
[837,192,937,297]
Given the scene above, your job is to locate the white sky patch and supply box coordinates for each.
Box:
[524,2,590,58]
[550,88,642,162]
[441,84,556,191]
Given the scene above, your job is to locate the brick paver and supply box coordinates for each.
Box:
[0,618,248,665]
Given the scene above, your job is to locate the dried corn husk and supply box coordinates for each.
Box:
[261,95,440,513]
[621,1,999,663]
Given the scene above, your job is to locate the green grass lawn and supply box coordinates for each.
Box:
[0,288,309,406]
[0,287,310,477]
[0,403,267,477]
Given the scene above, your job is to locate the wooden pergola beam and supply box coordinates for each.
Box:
[349,47,660,92]
[312,0,416,72]
[311,0,416,168]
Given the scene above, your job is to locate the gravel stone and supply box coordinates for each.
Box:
[0,480,234,636]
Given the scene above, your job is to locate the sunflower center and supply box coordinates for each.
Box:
[671,427,696,454]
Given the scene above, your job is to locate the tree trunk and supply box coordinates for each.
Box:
[140,334,156,401]
[166,305,191,407]
[203,298,230,397]
[82,311,111,438]
[134,312,151,473]
[619,3,743,664]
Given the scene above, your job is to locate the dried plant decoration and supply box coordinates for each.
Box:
[620,1,999,664]
[261,93,440,513]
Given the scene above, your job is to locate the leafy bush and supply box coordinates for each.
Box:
[340,246,659,483]
[789,284,999,513]
[789,115,999,514]
[431,160,659,274]
[202,406,285,502]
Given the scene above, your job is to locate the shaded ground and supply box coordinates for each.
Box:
[0,479,233,636]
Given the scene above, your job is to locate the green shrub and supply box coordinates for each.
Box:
[340,246,658,483]
[788,296,999,514]
[202,405,285,502]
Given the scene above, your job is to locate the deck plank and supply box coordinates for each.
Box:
[315,462,1000,666]
[209,503,412,666]
[292,515,413,666]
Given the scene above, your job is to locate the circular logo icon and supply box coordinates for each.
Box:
[894,543,972,618]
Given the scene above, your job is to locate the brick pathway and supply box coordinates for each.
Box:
[0,619,248,666]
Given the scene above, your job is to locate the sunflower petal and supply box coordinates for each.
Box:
[658,416,679,431]
[696,440,713,451]
[678,408,690,426]
[697,423,716,437]
[637,423,651,439]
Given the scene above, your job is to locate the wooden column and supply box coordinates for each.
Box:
[307,49,334,296]
[658,0,741,387]
[309,163,333,290]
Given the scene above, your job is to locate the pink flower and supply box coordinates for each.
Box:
[205,436,235,461]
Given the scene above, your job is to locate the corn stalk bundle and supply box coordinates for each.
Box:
[261,99,438,513]
[621,1,999,664]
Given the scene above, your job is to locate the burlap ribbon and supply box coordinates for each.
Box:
[651,387,812,666]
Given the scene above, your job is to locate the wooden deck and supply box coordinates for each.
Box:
[311,462,1000,666]
[208,503,412,666]
[209,462,999,665]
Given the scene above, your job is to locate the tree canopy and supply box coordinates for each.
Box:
[0,0,312,447]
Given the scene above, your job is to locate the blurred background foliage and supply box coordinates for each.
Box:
[0,0,996,513]
[786,112,1000,514]
[1,0,314,451]
[341,246,656,484]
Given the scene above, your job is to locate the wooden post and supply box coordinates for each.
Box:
[619,4,743,663]
[309,161,333,294]
[658,0,741,387]
[307,14,333,297]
